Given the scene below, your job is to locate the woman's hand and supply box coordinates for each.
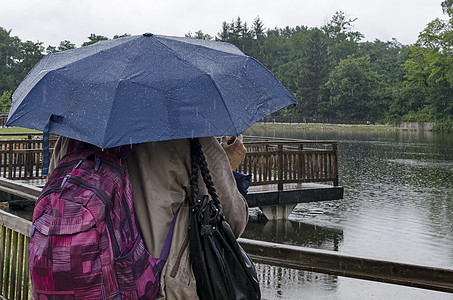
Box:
[220,135,246,171]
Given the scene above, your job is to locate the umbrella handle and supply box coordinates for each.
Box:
[42,114,64,177]
[42,120,51,177]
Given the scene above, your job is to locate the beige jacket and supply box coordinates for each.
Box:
[49,137,249,299]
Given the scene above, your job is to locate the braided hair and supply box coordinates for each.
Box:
[189,138,220,205]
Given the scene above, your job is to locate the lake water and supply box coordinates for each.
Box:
[242,125,453,299]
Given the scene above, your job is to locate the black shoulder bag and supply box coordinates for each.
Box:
[189,138,261,300]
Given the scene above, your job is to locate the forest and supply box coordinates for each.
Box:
[1,1,452,132]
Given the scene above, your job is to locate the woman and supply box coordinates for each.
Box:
[50,136,249,299]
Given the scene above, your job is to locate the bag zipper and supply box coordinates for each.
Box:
[51,157,85,173]
[66,175,121,257]
[170,231,189,278]
[37,186,61,202]
[95,157,135,240]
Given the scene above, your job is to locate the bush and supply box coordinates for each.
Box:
[433,120,453,133]
[0,91,12,113]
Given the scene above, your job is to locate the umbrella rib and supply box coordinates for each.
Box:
[101,39,147,147]
[206,75,239,135]
[102,80,122,148]
[152,38,240,135]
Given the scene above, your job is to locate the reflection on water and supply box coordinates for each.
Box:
[243,126,453,299]
[256,264,452,300]
[257,264,338,300]
[243,218,343,251]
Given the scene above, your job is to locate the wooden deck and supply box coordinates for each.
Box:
[247,182,343,206]
[241,136,343,219]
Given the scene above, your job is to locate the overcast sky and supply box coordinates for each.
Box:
[0,0,447,48]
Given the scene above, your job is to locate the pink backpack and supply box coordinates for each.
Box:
[29,141,177,299]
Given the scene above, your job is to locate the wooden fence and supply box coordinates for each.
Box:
[1,207,452,299]
[0,134,57,180]
[240,138,338,190]
[0,210,30,300]
[0,135,339,189]
[0,115,7,128]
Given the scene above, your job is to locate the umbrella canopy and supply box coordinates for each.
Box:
[7,33,295,148]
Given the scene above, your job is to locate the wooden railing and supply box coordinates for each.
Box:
[0,134,57,180]
[0,114,8,128]
[241,138,338,190]
[0,164,452,298]
[0,135,339,190]
[1,207,452,299]
[0,210,31,300]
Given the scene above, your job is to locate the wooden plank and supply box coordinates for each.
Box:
[4,228,11,298]
[246,184,343,207]
[10,231,17,299]
[8,145,12,179]
[0,212,32,300]
[23,237,29,300]
[0,177,41,203]
[0,225,5,295]
[16,234,24,300]
[277,145,283,191]
[0,209,33,237]
[238,238,453,294]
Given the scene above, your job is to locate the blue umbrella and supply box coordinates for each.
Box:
[7,33,295,174]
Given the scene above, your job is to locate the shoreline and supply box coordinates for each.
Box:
[249,122,421,132]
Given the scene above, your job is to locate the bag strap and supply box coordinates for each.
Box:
[189,138,221,207]
[159,208,180,261]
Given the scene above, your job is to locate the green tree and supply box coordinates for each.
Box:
[185,30,213,40]
[217,21,230,41]
[322,11,363,62]
[403,1,453,121]
[0,27,44,93]
[46,40,76,53]
[325,55,378,120]
[252,16,266,40]
[300,29,330,117]
[0,27,21,92]
[113,33,131,39]
[82,34,108,46]
[0,90,12,112]
[15,40,44,81]
[279,28,331,117]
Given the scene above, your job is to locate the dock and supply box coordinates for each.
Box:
[241,136,343,219]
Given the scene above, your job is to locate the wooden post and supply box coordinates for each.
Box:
[298,144,304,183]
[3,228,11,298]
[10,231,18,299]
[7,143,13,179]
[23,237,30,300]
[278,144,283,191]
[332,143,339,186]
[0,225,5,295]
[16,234,25,300]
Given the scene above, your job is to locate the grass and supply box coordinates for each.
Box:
[249,122,406,132]
[0,127,41,140]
